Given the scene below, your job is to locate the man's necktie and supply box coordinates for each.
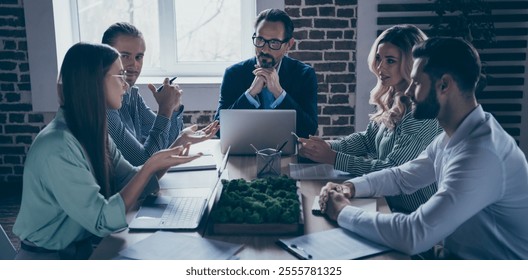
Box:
[261,87,275,109]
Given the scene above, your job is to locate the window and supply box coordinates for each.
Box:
[75,0,255,77]
[24,0,283,112]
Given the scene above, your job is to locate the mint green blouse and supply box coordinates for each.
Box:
[13,109,158,250]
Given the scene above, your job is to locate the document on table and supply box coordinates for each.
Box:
[278,228,391,260]
[119,231,243,260]
[288,163,353,180]
[168,154,217,172]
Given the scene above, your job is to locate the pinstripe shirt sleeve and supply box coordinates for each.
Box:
[330,116,442,178]
[107,109,161,166]
[107,89,176,167]
[328,120,380,159]
[168,105,185,144]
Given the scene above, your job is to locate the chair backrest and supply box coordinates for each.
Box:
[0,224,16,260]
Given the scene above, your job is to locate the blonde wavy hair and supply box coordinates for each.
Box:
[368,24,427,129]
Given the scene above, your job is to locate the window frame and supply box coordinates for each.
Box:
[24,0,284,112]
[72,0,256,77]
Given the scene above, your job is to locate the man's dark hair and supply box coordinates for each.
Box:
[101,22,143,46]
[255,9,294,40]
[412,37,482,94]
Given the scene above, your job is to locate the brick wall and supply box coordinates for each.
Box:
[285,0,357,138]
[0,0,358,187]
[0,0,50,186]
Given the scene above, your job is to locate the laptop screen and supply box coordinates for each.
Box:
[219,109,296,155]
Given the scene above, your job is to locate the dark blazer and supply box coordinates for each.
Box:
[214,56,318,137]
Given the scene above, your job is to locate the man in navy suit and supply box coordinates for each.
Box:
[214,9,318,138]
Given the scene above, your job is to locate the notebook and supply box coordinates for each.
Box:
[118,231,243,260]
[289,163,353,180]
[167,154,216,172]
[128,147,230,230]
[219,109,296,155]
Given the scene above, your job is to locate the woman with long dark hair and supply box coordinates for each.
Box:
[13,42,199,259]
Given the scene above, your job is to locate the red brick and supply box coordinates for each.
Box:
[317,93,328,104]
[305,0,333,5]
[297,41,333,50]
[335,40,356,50]
[327,30,343,39]
[332,116,350,125]
[314,62,347,72]
[292,18,313,28]
[309,30,325,39]
[324,51,350,61]
[302,7,317,16]
[314,19,349,29]
[329,94,349,104]
[337,8,355,18]
[331,84,347,93]
[318,115,331,125]
[318,83,329,92]
[319,7,336,17]
[322,105,354,115]
[285,7,300,17]
[285,0,302,5]
[327,74,355,83]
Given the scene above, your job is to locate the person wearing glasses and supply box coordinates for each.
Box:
[102,22,219,166]
[13,43,202,259]
[214,9,317,138]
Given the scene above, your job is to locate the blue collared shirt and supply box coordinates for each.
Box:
[107,86,184,166]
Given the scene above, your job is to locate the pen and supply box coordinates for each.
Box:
[156,76,178,92]
[276,140,288,152]
[291,131,300,141]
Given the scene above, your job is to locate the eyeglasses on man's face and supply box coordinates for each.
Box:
[252,34,289,50]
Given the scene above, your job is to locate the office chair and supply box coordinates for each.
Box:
[0,224,17,259]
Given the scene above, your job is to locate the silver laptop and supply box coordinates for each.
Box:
[128,147,230,230]
[220,109,296,155]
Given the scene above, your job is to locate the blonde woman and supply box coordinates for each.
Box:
[299,25,442,213]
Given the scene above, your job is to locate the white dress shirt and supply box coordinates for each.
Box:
[338,105,528,259]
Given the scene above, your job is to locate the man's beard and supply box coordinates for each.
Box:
[413,86,440,119]
[257,52,276,68]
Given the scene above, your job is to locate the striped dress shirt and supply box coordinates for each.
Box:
[328,111,443,213]
[107,86,184,166]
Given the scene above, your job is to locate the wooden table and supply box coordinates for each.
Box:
[90,140,407,260]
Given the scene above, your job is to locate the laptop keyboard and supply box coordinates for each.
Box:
[159,197,207,228]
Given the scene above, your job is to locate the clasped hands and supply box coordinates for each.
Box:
[248,65,283,98]
[318,181,355,221]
